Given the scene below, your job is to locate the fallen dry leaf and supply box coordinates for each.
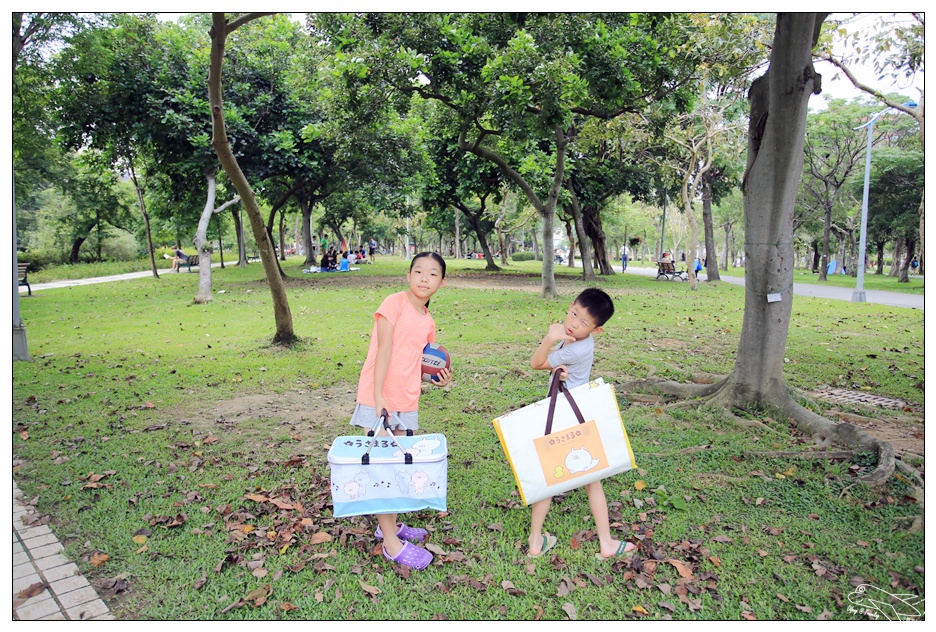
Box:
[280,602,299,612]
[667,558,694,579]
[632,605,650,615]
[308,532,332,545]
[635,480,647,491]
[18,582,47,599]
[562,602,577,620]
[741,611,757,620]
[359,580,381,596]
[90,552,110,567]
[132,535,147,545]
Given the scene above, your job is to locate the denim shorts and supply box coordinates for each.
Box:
[349,403,419,432]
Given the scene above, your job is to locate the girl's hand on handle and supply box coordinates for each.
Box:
[432,367,452,387]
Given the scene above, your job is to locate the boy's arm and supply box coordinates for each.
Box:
[530,323,574,371]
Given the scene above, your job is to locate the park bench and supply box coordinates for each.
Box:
[183,254,200,272]
[656,260,688,281]
[247,251,260,262]
[18,262,31,295]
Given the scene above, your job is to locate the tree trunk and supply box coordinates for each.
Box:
[702,175,721,281]
[209,12,294,345]
[194,170,218,304]
[565,219,576,267]
[300,195,316,267]
[874,239,885,275]
[566,184,595,281]
[69,236,86,264]
[232,206,247,268]
[128,163,159,279]
[819,203,831,281]
[582,204,614,276]
[454,208,461,260]
[456,203,500,271]
[898,237,914,283]
[889,240,903,276]
[278,212,287,262]
[216,213,225,269]
[645,14,893,484]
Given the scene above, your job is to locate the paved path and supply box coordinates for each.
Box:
[615,264,924,310]
[13,480,113,620]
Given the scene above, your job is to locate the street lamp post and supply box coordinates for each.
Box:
[851,102,916,303]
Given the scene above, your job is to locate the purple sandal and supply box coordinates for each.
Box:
[383,541,433,570]
[375,522,428,543]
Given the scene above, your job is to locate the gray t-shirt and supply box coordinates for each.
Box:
[547,335,594,390]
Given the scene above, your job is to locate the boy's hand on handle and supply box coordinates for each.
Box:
[432,367,452,387]
[552,365,569,381]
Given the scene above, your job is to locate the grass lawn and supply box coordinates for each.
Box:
[12,257,924,620]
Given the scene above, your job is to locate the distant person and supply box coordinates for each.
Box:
[910,258,919,275]
[171,248,189,272]
[620,244,629,270]
[369,237,377,263]
[339,252,350,271]
[660,252,673,263]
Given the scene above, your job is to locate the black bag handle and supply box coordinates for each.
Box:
[362,409,413,465]
[543,377,588,436]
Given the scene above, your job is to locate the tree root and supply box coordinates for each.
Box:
[742,450,854,460]
[727,413,784,435]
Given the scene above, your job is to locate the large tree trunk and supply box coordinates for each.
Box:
[582,204,614,276]
[209,12,293,344]
[69,236,87,264]
[701,174,720,281]
[642,14,896,486]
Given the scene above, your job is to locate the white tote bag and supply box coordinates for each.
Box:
[492,378,636,505]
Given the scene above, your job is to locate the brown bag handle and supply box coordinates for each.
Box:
[543,377,588,435]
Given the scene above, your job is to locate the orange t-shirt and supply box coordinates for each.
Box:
[356,291,436,412]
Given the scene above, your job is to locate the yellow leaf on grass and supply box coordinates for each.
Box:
[634,480,647,491]
[709,556,721,567]
[132,534,147,545]
[632,605,649,615]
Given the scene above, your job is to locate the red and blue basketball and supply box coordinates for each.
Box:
[421,342,451,382]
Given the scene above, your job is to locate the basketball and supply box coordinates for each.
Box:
[421,342,451,382]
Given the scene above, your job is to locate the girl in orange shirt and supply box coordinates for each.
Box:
[349,252,452,570]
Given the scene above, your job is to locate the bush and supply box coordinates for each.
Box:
[512,251,535,261]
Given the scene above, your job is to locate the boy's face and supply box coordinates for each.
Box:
[563,301,602,341]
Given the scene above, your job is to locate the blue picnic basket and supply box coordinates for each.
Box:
[328,414,448,518]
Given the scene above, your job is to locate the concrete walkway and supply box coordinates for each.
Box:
[13,480,113,620]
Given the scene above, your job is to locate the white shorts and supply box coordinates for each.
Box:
[349,403,419,432]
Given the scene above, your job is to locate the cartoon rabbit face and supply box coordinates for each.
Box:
[565,446,600,473]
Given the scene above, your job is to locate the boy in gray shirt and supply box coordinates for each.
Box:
[526,288,637,560]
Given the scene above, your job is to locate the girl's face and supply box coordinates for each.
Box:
[407,256,446,304]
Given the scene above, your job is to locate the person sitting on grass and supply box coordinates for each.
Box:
[525,287,637,561]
